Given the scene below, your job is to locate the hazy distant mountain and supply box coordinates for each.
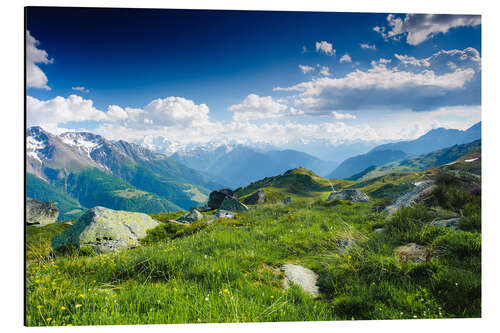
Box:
[348,139,482,181]
[171,145,338,188]
[371,122,481,156]
[327,122,481,180]
[328,149,408,180]
[26,126,221,219]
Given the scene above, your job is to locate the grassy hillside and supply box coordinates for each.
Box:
[355,140,481,182]
[61,169,182,214]
[26,159,481,325]
[26,173,86,220]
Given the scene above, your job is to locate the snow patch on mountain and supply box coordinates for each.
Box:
[60,132,103,158]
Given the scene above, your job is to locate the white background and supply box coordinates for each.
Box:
[1,1,498,332]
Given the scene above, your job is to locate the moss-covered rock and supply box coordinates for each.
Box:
[51,206,160,253]
[26,197,59,226]
[219,197,248,212]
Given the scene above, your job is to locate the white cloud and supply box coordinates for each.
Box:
[374,14,481,45]
[339,54,352,63]
[228,94,288,121]
[298,64,314,74]
[26,31,53,90]
[72,86,90,93]
[331,111,356,120]
[319,66,330,76]
[27,94,108,127]
[275,48,479,112]
[360,43,376,50]
[315,41,335,56]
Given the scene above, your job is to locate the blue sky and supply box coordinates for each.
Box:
[26,7,481,148]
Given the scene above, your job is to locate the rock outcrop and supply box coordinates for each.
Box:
[428,218,461,230]
[327,189,369,202]
[394,243,431,263]
[51,206,160,253]
[219,197,248,212]
[207,189,235,210]
[215,209,236,219]
[282,264,319,297]
[176,209,203,223]
[384,181,436,217]
[26,198,59,226]
[243,190,267,205]
[282,197,292,205]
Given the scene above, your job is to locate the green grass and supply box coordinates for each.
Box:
[25,167,481,326]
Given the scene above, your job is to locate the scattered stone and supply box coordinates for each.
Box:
[26,197,59,226]
[215,209,236,219]
[207,189,235,210]
[243,190,267,205]
[394,243,432,263]
[428,218,461,230]
[384,181,436,217]
[336,237,356,251]
[176,209,203,223]
[373,228,385,233]
[282,264,320,297]
[219,197,248,212]
[282,197,292,205]
[327,189,369,203]
[51,206,160,253]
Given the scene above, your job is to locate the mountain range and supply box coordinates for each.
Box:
[327,122,481,179]
[26,126,220,219]
[171,145,338,188]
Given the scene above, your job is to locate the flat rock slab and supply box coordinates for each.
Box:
[282,264,319,297]
[384,181,436,217]
[428,218,461,230]
[394,243,429,263]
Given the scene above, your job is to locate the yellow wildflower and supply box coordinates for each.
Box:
[79,294,85,298]
[60,306,67,310]
[67,324,73,326]
[223,289,229,293]
[36,305,42,310]
[270,295,274,299]
[76,304,82,309]
[46,317,52,322]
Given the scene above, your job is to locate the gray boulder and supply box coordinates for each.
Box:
[327,189,369,202]
[215,209,236,219]
[176,209,203,223]
[207,189,235,210]
[394,243,430,263]
[219,197,248,212]
[51,206,160,253]
[428,218,461,230]
[384,181,436,217]
[282,197,292,205]
[26,198,59,226]
[282,264,319,297]
[243,190,267,205]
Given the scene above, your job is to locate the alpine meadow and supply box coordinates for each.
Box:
[25,7,482,327]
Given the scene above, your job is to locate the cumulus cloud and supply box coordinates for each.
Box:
[72,86,90,93]
[274,48,480,112]
[319,66,330,76]
[339,54,352,63]
[298,64,314,74]
[315,41,335,56]
[374,14,481,45]
[26,31,53,90]
[331,111,356,120]
[27,94,108,127]
[360,43,376,50]
[228,94,288,121]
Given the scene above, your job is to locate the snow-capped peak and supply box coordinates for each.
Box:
[60,132,104,157]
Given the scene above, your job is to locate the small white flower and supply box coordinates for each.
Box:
[204,297,209,301]
[413,315,417,319]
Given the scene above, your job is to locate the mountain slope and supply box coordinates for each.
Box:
[371,122,481,156]
[171,145,338,188]
[351,140,481,181]
[26,126,220,214]
[328,149,408,180]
